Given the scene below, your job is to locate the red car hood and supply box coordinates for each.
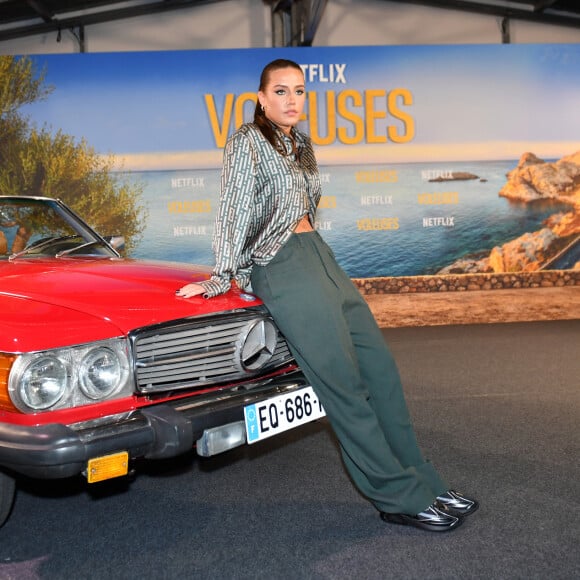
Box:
[0,257,261,353]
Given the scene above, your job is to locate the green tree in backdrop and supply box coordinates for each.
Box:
[0,55,146,254]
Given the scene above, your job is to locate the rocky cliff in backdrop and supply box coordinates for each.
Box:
[439,151,580,274]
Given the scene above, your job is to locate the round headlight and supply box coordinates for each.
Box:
[18,356,68,410]
[79,347,124,399]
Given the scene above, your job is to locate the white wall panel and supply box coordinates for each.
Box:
[315,0,503,45]
[85,0,269,52]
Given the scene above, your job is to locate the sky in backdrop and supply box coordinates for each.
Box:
[20,43,580,168]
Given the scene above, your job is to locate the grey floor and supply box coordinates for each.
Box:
[0,320,578,579]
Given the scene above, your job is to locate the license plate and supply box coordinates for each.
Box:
[244,386,326,444]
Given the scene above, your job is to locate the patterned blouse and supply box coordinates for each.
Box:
[199,122,322,297]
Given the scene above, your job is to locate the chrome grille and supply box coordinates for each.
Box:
[131,308,293,393]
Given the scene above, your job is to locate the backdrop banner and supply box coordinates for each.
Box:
[19,44,580,277]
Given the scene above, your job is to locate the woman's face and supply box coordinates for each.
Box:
[258,66,306,134]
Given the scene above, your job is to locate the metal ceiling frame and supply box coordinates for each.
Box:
[0,0,579,52]
[270,0,328,47]
[384,0,580,30]
[0,0,224,49]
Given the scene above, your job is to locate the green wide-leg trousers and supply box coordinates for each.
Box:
[250,231,448,515]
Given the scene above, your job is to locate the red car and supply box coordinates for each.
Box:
[0,196,324,527]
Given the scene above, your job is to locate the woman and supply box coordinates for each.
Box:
[177,58,478,532]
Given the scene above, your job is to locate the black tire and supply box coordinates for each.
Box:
[0,471,16,528]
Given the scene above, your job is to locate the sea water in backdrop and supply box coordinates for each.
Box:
[128,160,568,279]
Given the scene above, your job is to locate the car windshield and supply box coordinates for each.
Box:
[0,197,118,260]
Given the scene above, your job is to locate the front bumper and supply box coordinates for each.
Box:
[0,370,309,480]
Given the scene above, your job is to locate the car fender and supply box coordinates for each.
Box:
[0,293,125,353]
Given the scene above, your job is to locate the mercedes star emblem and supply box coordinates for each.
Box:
[236,318,278,371]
